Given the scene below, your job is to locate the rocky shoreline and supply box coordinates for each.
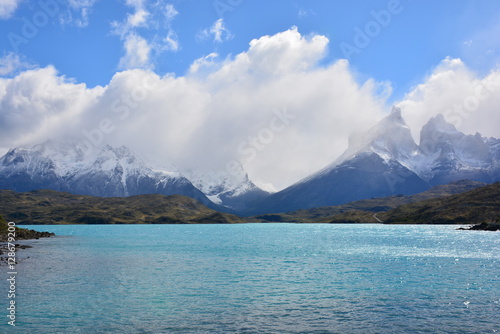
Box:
[458,222,500,231]
[0,225,55,242]
[0,215,55,246]
[0,215,55,266]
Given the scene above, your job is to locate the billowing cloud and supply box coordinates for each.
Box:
[0,65,103,148]
[0,28,388,190]
[398,57,500,142]
[1,29,498,190]
[0,0,21,20]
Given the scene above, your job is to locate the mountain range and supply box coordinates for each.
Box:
[0,140,269,213]
[0,107,498,215]
[246,107,500,214]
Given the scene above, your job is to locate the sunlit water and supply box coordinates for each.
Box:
[1,224,499,333]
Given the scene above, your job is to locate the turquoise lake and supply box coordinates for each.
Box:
[1,224,499,333]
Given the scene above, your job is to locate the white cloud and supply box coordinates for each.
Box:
[162,3,179,51]
[0,52,33,76]
[398,57,500,142]
[112,1,180,70]
[198,18,233,43]
[125,0,145,7]
[58,0,98,27]
[0,66,103,150]
[118,34,152,70]
[165,3,178,21]
[0,0,21,20]
[164,30,179,52]
[0,28,388,189]
[3,29,499,191]
[127,8,149,28]
[188,53,219,75]
[112,1,149,36]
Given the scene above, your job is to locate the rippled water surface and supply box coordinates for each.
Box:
[1,224,499,333]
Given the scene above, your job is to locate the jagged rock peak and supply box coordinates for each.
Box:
[419,114,464,154]
[386,106,405,124]
[422,114,460,135]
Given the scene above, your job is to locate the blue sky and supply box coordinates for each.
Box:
[2,0,499,97]
[1,0,500,190]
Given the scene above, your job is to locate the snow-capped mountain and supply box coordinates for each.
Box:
[1,109,498,216]
[416,114,499,185]
[248,107,500,215]
[184,164,271,212]
[0,140,219,209]
[336,106,418,166]
[249,107,429,214]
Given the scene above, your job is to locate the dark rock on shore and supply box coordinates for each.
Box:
[10,228,55,240]
[0,215,55,241]
[458,222,500,231]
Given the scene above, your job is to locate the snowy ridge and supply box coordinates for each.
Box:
[0,140,215,206]
[0,140,270,212]
[184,162,271,210]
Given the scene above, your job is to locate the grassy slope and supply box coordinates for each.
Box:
[0,180,495,226]
[0,189,244,225]
[380,182,500,224]
[249,180,486,223]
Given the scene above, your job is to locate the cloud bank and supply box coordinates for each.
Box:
[1,28,499,190]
